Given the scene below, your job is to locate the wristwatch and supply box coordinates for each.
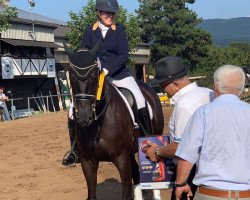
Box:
[175,182,187,187]
[155,146,160,158]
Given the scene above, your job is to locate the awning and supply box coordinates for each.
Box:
[1,38,62,48]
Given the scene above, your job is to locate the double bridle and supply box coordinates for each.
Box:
[70,61,110,126]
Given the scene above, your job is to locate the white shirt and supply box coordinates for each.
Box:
[169,82,213,143]
[98,22,110,38]
[176,94,250,190]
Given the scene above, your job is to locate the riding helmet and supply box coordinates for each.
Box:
[96,0,119,13]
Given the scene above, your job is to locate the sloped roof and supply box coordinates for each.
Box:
[0,6,67,28]
[1,38,62,48]
[54,26,70,38]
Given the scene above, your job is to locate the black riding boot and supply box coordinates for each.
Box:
[62,118,80,166]
[137,107,153,136]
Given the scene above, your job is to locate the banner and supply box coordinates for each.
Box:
[1,57,14,79]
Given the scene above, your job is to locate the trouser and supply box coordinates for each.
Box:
[194,192,250,200]
[110,76,146,109]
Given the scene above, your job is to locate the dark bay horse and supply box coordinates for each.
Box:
[65,47,164,200]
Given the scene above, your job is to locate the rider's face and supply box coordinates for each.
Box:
[98,10,116,26]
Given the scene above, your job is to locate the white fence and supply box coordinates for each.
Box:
[4,94,71,120]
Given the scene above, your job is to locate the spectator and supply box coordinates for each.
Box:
[145,56,214,199]
[175,65,250,200]
[0,86,9,122]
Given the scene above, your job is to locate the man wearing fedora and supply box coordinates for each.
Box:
[145,56,214,199]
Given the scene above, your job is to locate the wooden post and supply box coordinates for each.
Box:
[66,71,73,102]
[143,64,147,83]
[49,91,56,112]
[54,76,63,111]
[28,98,31,117]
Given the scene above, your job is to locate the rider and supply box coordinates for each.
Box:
[62,0,152,165]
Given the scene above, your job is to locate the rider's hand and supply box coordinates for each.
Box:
[175,184,193,200]
[103,68,109,76]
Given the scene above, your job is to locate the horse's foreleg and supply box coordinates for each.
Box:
[115,153,133,200]
[130,154,144,200]
[81,159,99,200]
[130,154,140,185]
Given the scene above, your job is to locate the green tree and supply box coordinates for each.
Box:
[136,0,211,69]
[67,0,141,51]
[0,1,17,31]
[192,43,250,88]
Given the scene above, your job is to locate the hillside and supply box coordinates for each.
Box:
[198,17,250,46]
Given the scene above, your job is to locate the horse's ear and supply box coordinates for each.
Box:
[63,43,74,56]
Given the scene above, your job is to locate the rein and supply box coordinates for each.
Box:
[95,86,111,120]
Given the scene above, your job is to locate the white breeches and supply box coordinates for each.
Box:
[110,76,146,109]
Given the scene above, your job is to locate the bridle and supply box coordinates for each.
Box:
[69,59,110,126]
[70,62,98,79]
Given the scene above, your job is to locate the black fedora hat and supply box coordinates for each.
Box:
[151,56,190,86]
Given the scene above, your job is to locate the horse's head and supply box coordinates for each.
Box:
[64,44,99,127]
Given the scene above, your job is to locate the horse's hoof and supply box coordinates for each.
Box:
[62,152,79,166]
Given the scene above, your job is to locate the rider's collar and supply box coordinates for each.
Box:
[92,21,116,31]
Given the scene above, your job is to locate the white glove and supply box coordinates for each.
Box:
[103,68,109,75]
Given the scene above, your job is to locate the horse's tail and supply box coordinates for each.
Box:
[137,80,164,135]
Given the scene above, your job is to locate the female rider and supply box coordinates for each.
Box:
[81,0,152,136]
[63,0,152,168]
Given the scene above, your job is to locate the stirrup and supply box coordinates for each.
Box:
[62,150,77,167]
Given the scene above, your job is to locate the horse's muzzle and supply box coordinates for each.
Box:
[76,112,94,127]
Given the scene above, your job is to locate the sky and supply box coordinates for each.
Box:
[8,0,250,22]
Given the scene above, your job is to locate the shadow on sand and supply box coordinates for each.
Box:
[96,178,154,200]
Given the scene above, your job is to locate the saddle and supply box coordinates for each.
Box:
[110,82,153,128]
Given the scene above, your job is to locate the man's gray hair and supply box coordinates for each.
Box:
[214,65,245,96]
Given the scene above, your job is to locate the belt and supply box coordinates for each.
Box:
[198,187,250,198]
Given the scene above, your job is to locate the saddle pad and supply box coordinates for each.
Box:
[113,86,153,125]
